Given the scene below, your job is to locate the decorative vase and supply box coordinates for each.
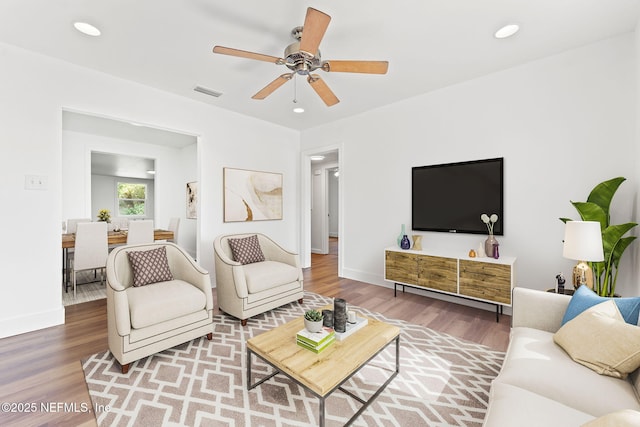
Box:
[397,224,406,247]
[485,235,497,258]
[400,234,411,250]
[412,235,423,251]
[304,318,323,333]
[477,242,486,258]
[492,242,500,259]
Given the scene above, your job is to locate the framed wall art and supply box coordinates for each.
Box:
[223,167,283,222]
[186,181,198,219]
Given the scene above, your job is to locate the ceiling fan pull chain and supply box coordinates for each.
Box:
[293,73,298,103]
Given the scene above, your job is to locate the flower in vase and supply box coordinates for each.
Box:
[97,209,111,223]
[481,213,499,235]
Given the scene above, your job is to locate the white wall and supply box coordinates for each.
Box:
[0,41,299,338]
[301,34,638,306]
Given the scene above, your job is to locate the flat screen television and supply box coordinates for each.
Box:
[412,157,504,235]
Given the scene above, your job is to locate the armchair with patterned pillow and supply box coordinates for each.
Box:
[106,242,214,373]
[214,233,304,326]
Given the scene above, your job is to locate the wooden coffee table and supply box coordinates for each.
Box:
[246,308,400,427]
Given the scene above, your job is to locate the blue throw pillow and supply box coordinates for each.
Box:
[561,285,640,326]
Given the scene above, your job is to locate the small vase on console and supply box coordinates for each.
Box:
[485,235,497,258]
[397,224,406,247]
[400,235,411,250]
[412,235,423,251]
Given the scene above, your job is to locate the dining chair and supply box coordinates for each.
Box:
[168,217,180,244]
[127,220,154,244]
[66,218,91,234]
[71,221,108,298]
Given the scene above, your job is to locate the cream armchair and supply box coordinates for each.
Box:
[106,242,213,373]
[214,233,304,326]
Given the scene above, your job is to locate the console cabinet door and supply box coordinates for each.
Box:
[418,255,457,293]
[459,260,511,304]
[385,251,418,284]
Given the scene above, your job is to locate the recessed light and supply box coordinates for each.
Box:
[310,155,325,161]
[494,24,519,39]
[293,107,305,114]
[146,170,156,175]
[73,22,101,37]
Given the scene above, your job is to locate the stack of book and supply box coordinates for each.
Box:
[296,327,336,353]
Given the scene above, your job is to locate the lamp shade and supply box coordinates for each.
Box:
[562,221,604,262]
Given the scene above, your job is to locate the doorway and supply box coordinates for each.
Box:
[307,148,341,270]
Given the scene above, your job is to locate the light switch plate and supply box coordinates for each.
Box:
[25,174,48,190]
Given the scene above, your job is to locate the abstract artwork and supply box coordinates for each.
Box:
[186,181,197,219]
[224,168,282,222]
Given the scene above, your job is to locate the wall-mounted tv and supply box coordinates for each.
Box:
[412,157,504,235]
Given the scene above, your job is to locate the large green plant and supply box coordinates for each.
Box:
[560,177,637,297]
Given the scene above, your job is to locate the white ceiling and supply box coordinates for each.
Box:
[2,1,639,131]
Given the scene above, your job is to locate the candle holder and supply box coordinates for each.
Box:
[333,298,347,333]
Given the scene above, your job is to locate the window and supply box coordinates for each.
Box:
[117,182,147,216]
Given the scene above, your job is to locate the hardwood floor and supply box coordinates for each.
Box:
[0,238,510,425]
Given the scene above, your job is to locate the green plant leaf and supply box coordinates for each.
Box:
[570,201,607,228]
[611,235,637,268]
[586,177,626,223]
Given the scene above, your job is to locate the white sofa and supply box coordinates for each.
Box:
[214,233,304,326]
[483,287,640,426]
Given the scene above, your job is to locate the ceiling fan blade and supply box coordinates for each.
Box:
[213,46,283,64]
[323,60,389,74]
[252,74,293,100]
[299,7,331,56]
[307,74,339,107]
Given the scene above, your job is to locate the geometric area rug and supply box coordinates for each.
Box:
[82,291,505,427]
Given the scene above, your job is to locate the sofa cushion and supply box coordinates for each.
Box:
[227,234,265,265]
[127,246,173,287]
[561,285,640,325]
[581,409,640,427]
[243,261,300,294]
[554,300,640,379]
[495,326,640,417]
[483,382,594,427]
[127,280,206,329]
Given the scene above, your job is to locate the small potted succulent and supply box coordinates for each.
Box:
[303,309,324,333]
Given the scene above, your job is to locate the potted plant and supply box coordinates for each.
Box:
[560,177,637,297]
[303,309,324,333]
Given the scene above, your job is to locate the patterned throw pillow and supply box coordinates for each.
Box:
[227,235,265,265]
[127,246,174,287]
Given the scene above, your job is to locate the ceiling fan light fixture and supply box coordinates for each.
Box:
[494,24,520,39]
[73,22,101,37]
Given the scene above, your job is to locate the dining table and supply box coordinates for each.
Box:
[61,229,174,289]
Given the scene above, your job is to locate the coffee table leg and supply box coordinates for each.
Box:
[246,348,252,389]
[319,397,325,427]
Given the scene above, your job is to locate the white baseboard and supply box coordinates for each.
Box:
[0,306,65,339]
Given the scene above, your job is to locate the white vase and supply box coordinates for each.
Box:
[304,318,323,333]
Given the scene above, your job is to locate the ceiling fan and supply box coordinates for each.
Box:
[212,7,389,107]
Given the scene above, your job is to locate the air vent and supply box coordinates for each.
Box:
[194,86,223,98]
